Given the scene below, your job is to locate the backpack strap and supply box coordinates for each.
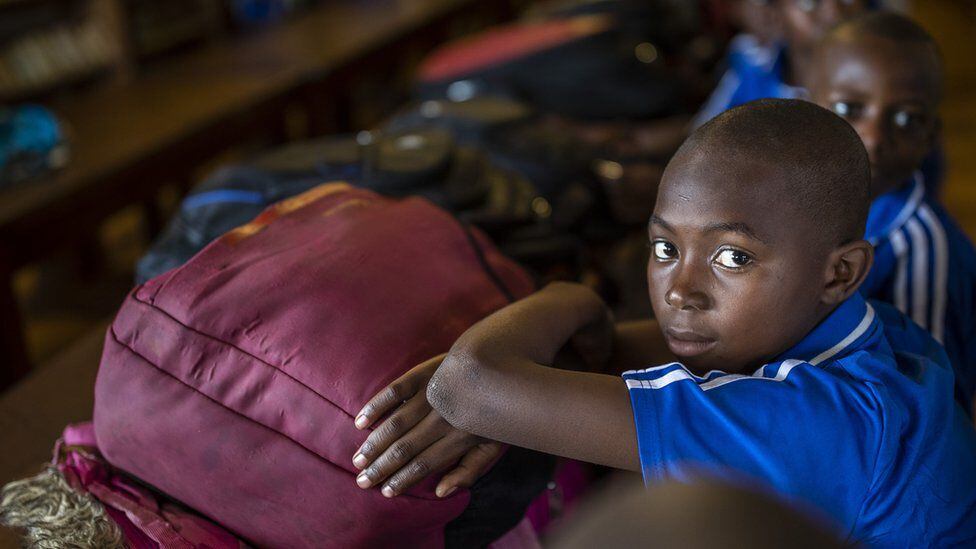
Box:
[458,222,517,303]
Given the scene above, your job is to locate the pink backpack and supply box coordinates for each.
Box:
[94,183,547,547]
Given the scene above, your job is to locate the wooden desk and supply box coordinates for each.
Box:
[0,0,515,386]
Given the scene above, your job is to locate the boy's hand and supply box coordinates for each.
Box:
[352,354,503,498]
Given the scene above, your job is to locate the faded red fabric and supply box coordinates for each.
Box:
[55,422,241,549]
[417,16,610,83]
[94,184,535,548]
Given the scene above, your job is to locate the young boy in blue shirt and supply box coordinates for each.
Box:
[694,0,867,126]
[351,99,976,547]
[808,12,975,412]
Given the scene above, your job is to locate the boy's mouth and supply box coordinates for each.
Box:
[664,327,717,358]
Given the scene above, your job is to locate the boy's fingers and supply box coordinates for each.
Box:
[435,442,504,498]
[353,394,428,469]
[356,413,448,489]
[354,354,446,429]
[380,433,476,498]
[355,378,421,430]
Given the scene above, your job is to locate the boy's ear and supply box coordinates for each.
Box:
[822,240,874,305]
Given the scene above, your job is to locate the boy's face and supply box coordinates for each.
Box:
[732,0,780,46]
[647,155,832,374]
[777,0,866,52]
[810,37,940,196]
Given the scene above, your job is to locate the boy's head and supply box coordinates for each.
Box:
[808,12,943,196]
[648,99,872,374]
[774,0,866,56]
[731,0,780,46]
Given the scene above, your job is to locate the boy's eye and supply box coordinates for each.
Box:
[832,101,856,118]
[652,241,678,261]
[892,110,923,130]
[714,248,753,269]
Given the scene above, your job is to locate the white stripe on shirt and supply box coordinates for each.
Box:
[869,173,926,246]
[626,305,875,392]
[890,229,910,313]
[808,304,876,366]
[698,359,805,391]
[918,204,949,342]
[906,217,930,328]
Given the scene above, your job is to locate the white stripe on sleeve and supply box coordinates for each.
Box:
[625,369,694,390]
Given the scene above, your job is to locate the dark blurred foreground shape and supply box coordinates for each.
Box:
[551,476,849,549]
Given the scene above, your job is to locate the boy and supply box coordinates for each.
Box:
[693,0,866,126]
[808,12,976,412]
[352,100,976,546]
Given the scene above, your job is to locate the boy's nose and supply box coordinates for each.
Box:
[665,266,711,311]
[853,119,883,165]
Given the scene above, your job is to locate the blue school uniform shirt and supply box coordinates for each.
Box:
[692,35,803,128]
[623,293,976,547]
[861,171,976,412]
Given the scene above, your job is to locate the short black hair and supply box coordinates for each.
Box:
[679,98,871,245]
[826,11,944,98]
[835,10,936,44]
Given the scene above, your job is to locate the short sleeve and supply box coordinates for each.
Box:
[623,361,879,529]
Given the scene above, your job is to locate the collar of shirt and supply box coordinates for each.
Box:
[775,293,883,366]
[728,34,780,70]
[865,171,926,246]
[730,40,807,102]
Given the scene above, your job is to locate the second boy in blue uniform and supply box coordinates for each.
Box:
[809,12,976,411]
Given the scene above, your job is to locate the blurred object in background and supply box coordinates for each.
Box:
[135,126,543,283]
[0,0,118,103]
[226,0,312,28]
[406,1,725,319]
[0,0,522,385]
[551,476,847,549]
[0,104,68,188]
[126,0,223,60]
[883,0,911,11]
[414,12,694,120]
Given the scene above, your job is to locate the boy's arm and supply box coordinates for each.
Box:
[353,282,672,496]
[428,282,641,471]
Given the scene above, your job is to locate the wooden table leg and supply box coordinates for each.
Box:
[0,262,30,390]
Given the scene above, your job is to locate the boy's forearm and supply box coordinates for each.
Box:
[425,282,640,470]
[428,284,607,431]
[459,282,610,367]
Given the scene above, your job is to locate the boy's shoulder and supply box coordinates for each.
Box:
[868,174,976,269]
[864,175,976,319]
